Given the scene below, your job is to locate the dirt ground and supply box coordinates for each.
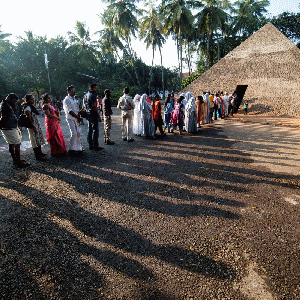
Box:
[0,110,299,299]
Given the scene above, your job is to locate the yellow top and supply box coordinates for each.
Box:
[208,95,214,108]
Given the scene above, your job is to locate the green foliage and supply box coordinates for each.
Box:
[0,0,298,101]
[271,12,300,43]
[0,21,179,102]
[231,0,270,37]
[181,69,205,90]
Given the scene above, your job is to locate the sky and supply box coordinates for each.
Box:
[1,0,299,71]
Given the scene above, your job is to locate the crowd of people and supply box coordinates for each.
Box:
[0,84,240,168]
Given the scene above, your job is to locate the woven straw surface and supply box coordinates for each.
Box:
[183,23,300,117]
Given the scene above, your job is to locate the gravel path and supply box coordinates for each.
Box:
[0,110,299,299]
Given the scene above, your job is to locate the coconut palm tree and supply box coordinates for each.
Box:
[67,21,97,68]
[97,27,135,83]
[0,25,11,41]
[102,0,142,89]
[0,25,11,53]
[140,3,166,95]
[195,0,231,68]
[160,0,195,85]
[231,0,270,37]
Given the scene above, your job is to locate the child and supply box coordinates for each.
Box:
[170,95,185,134]
[244,101,248,115]
[164,94,173,132]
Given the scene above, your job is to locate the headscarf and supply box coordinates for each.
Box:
[134,94,141,101]
[133,94,142,112]
[205,93,210,104]
[141,93,150,111]
[185,96,197,112]
[182,91,191,106]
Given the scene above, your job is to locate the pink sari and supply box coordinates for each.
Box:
[43,104,66,156]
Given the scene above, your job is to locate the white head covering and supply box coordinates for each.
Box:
[185,92,191,101]
[182,91,191,106]
[134,94,141,101]
[141,93,150,110]
[205,93,210,103]
[185,96,196,112]
[133,94,142,112]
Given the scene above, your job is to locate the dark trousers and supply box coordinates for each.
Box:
[87,117,99,148]
[154,115,164,135]
[228,104,233,116]
[213,105,219,120]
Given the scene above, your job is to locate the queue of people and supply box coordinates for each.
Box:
[0,85,240,168]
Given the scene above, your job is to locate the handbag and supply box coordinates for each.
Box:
[18,113,32,128]
[79,108,87,119]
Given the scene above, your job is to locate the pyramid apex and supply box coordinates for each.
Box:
[227,22,298,59]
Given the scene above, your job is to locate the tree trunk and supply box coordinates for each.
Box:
[178,27,183,87]
[206,33,210,69]
[217,32,220,61]
[149,46,155,95]
[114,45,135,84]
[159,46,164,101]
[126,37,141,89]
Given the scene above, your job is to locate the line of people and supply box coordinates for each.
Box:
[0,84,115,168]
[162,91,239,133]
[0,85,239,168]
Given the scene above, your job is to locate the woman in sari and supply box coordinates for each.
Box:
[42,93,66,156]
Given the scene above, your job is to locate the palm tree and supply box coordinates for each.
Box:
[160,0,196,85]
[67,21,97,68]
[0,25,11,41]
[195,0,231,68]
[97,27,135,83]
[231,0,270,37]
[0,25,11,53]
[102,0,142,89]
[182,27,199,76]
[140,3,166,95]
[0,26,11,97]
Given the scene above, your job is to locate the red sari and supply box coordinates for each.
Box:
[43,104,66,156]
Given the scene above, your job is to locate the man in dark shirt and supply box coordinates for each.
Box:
[84,83,103,151]
[102,89,115,145]
[0,93,30,168]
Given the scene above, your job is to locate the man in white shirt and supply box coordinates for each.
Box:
[117,87,135,142]
[63,85,83,154]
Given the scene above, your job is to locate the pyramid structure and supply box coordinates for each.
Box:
[183,22,300,116]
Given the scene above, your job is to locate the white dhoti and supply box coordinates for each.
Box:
[67,119,82,151]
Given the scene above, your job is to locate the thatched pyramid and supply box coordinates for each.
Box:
[183,22,300,116]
